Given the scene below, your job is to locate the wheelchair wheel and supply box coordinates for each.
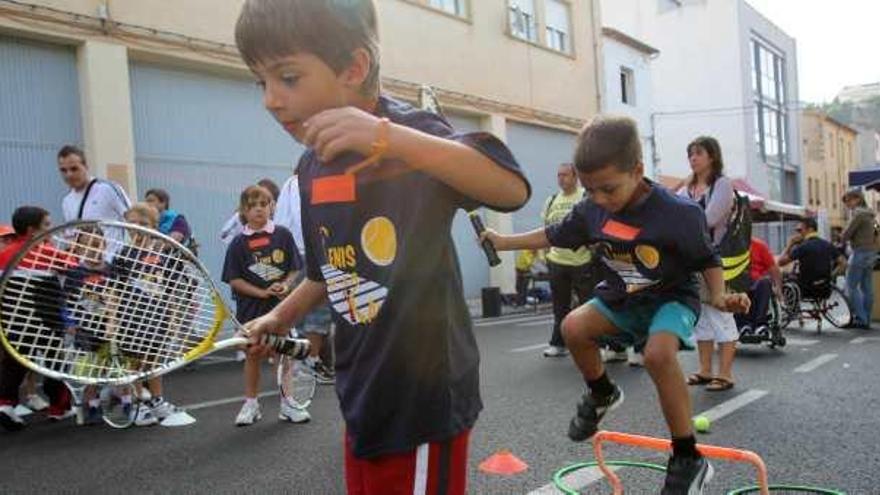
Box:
[821,286,853,329]
[778,282,800,330]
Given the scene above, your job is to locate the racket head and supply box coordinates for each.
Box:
[278,355,316,410]
[101,384,136,429]
[0,220,234,386]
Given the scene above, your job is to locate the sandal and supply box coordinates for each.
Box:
[706,377,735,392]
[686,374,713,386]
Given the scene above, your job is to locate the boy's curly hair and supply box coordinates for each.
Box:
[235,0,381,95]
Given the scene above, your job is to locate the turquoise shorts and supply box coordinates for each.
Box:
[587,298,697,350]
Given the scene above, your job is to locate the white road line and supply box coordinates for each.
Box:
[784,338,819,347]
[509,343,548,353]
[474,314,553,327]
[793,353,838,373]
[695,389,769,422]
[516,318,554,327]
[850,336,880,344]
[527,466,622,495]
[181,390,279,411]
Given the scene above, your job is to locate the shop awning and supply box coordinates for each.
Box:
[849,166,880,191]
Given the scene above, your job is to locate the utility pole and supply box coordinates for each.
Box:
[649,112,660,178]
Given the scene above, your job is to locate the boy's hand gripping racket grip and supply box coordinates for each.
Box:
[261,335,311,360]
[468,212,502,267]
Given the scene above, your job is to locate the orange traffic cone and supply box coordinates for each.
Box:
[478,449,528,475]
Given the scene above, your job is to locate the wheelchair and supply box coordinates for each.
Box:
[737,279,787,349]
[777,273,852,334]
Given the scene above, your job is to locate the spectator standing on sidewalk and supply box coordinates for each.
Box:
[541,163,597,358]
[841,189,878,329]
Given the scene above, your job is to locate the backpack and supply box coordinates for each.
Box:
[718,188,752,292]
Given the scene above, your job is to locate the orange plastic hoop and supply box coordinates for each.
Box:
[591,431,770,495]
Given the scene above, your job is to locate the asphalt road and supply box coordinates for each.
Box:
[2,313,878,494]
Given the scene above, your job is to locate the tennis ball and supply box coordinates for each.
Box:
[693,415,711,433]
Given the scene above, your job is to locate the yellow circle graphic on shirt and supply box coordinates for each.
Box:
[361,216,397,267]
[272,249,285,264]
[635,244,660,269]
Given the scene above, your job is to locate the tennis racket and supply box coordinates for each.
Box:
[278,352,316,410]
[418,85,501,267]
[0,220,310,387]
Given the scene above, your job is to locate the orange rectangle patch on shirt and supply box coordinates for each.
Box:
[311,175,356,205]
[601,219,641,241]
[247,236,271,250]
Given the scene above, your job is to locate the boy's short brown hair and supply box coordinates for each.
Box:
[238,185,274,224]
[235,0,381,95]
[573,115,643,174]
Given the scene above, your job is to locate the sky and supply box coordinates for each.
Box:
[744,0,880,104]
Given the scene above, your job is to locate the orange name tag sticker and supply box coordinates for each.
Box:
[247,236,271,250]
[311,175,356,205]
[601,219,641,241]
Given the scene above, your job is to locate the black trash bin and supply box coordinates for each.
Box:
[481,287,502,318]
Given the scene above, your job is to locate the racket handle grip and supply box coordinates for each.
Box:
[263,335,311,360]
[468,212,502,267]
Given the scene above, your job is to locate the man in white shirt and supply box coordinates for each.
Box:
[58,145,131,223]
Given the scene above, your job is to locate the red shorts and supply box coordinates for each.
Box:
[344,429,470,495]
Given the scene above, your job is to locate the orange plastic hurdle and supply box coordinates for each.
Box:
[591,431,770,495]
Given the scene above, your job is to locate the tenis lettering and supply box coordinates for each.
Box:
[327,245,357,269]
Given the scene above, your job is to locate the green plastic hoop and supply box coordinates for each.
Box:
[552,460,847,495]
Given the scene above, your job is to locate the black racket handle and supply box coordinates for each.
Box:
[263,335,311,359]
[468,212,502,267]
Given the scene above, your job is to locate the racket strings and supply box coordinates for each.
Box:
[2,265,217,363]
[0,224,224,383]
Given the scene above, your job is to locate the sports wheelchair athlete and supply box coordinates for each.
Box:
[776,217,852,334]
[777,269,852,334]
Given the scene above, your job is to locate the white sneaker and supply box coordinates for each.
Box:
[279,399,311,424]
[0,404,26,431]
[149,400,178,420]
[627,348,644,367]
[543,346,569,357]
[134,403,159,426]
[25,394,49,412]
[235,400,262,426]
[602,348,628,363]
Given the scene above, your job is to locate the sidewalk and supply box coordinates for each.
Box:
[466,298,552,320]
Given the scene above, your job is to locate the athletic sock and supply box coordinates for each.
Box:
[586,372,615,399]
[672,435,700,459]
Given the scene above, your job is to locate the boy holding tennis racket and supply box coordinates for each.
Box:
[482,116,750,494]
[222,185,304,426]
[235,1,528,493]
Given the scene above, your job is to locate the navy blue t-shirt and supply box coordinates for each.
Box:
[546,181,720,317]
[299,95,529,458]
[790,235,837,289]
[222,225,302,323]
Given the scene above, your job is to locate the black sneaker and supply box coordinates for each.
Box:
[661,455,713,495]
[307,358,336,385]
[568,385,624,441]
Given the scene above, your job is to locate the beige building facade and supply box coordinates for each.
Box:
[801,110,859,230]
[0,0,600,296]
